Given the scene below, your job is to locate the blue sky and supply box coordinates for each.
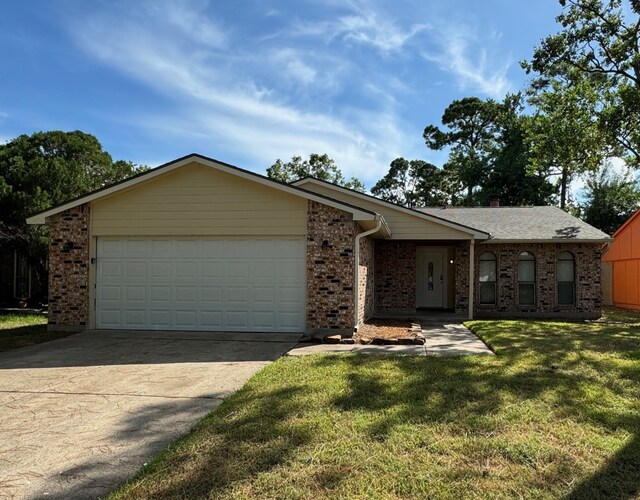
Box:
[0,0,562,187]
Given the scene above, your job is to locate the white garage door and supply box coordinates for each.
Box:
[96,238,306,332]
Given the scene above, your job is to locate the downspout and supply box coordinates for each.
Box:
[354,215,383,332]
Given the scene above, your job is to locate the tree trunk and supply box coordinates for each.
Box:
[560,168,568,209]
[466,185,473,206]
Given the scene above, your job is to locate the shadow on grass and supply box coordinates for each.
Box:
[111,385,311,499]
[0,323,47,336]
[319,319,640,498]
[565,432,640,499]
[94,318,639,498]
[0,323,77,353]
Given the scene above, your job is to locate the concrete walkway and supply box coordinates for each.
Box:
[287,322,494,357]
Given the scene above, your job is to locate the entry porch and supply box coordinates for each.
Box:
[371,239,474,320]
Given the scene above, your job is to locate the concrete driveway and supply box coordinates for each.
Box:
[0,330,299,499]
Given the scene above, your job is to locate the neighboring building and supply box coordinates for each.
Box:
[601,209,640,310]
[27,154,611,333]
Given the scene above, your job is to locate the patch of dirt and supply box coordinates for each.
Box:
[356,319,415,340]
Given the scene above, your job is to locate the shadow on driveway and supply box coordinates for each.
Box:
[0,329,301,369]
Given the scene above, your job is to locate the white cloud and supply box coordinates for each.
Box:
[422,26,512,98]
[292,1,511,98]
[271,48,317,85]
[145,0,227,48]
[67,2,415,184]
[293,2,428,54]
[285,59,317,85]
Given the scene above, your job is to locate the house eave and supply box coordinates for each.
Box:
[26,154,379,225]
[292,177,490,239]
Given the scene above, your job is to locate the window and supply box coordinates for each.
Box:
[479,252,497,304]
[557,251,575,305]
[518,252,535,305]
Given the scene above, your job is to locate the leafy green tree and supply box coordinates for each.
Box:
[525,78,608,208]
[371,158,447,208]
[439,162,467,206]
[477,100,555,207]
[579,163,640,234]
[0,131,147,298]
[524,0,640,165]
[267,153,365,191]
[424,97,501,205]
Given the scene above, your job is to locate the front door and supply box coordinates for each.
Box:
[416,247,446,308]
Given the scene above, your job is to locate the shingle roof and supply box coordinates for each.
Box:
[418,206,611,242]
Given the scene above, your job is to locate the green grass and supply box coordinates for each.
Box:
[601,305,640,323]
[0,312,76,352]
[111,309,640,499]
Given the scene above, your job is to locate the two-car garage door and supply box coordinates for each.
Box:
[96,237,306,332]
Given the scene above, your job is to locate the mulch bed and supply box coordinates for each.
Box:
[355,319,424,345]
[356,319,414,340]
[299,318,424,345]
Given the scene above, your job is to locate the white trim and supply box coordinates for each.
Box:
[27,155,379,225]
[293,177,490,239]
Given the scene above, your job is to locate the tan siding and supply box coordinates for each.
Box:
[300,183,470,239]
[92,162,307,236]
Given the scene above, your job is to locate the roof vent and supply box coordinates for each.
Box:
[489,197,500,208]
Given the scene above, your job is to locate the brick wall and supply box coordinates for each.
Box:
[306,201,356,334]
[455,242,470,315]
[374,240,416,311]
[48,204,90,330]
[456,241,602,319]
[357,233,374,324]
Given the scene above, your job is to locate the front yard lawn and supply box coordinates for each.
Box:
[0,312,75,352]
[112,308,640,499]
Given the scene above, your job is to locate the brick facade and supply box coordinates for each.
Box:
[469,242,602,318]
[455,242,470,315]
[374,240,417,311]
[373,240,602,320]
[48,204,90,330]
[357,234,375,324]
[306,201,356,334]
[42,198,603,333]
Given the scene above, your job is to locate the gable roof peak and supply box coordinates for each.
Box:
[26,153,380,225]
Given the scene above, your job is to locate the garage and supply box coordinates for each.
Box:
[96,237,306,332]
[27,154,380,333]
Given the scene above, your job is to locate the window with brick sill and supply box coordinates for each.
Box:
[478,252,496,305]
[557,251,575,305]
[518,252,536,306]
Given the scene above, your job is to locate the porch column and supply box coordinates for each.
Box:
[468,238,475,320]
